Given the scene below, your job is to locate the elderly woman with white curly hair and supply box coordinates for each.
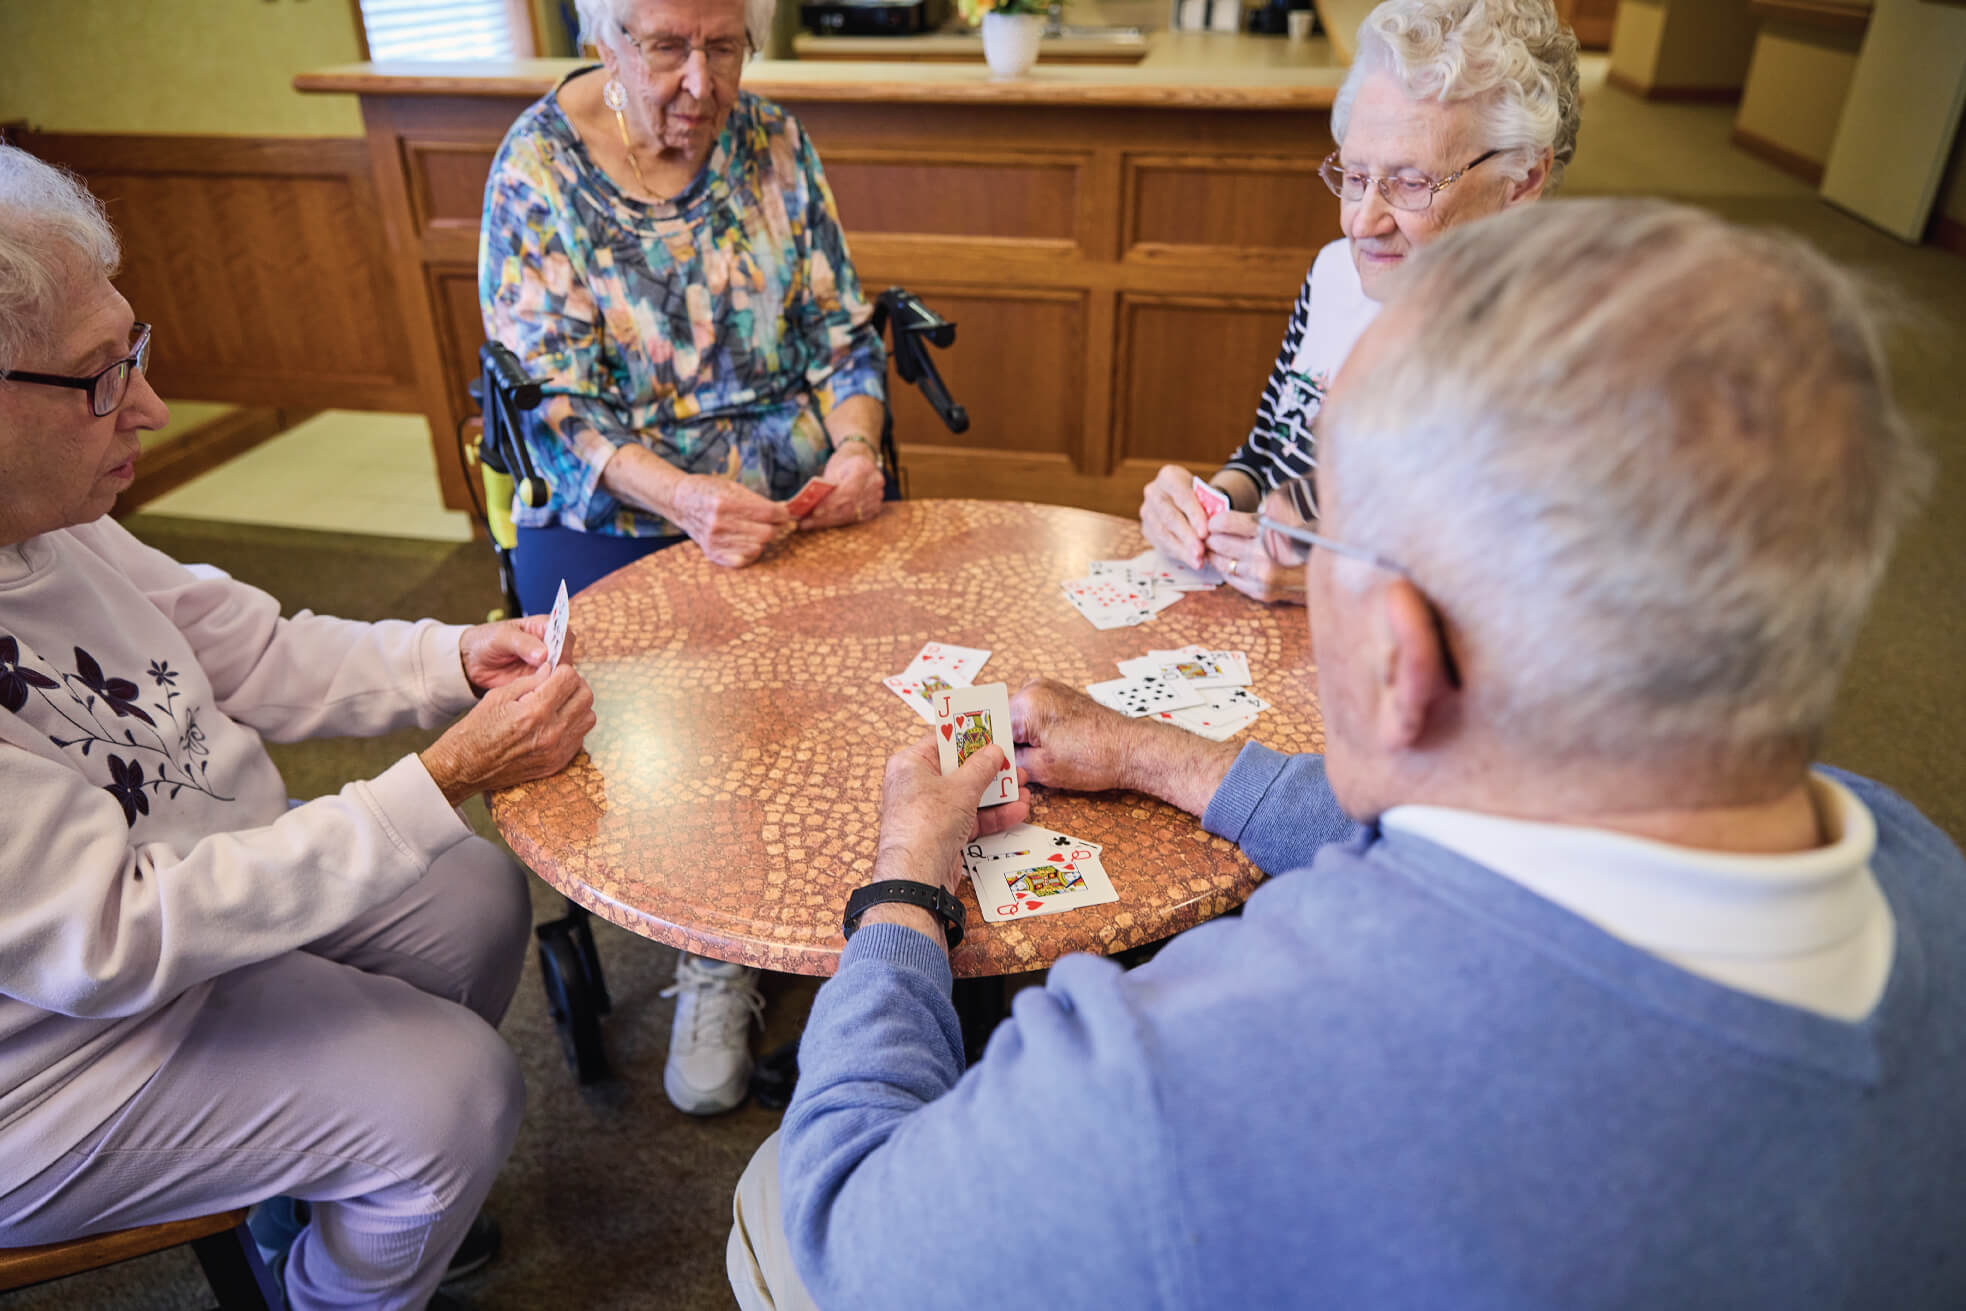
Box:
[0,146,597,1309]
[1139,0,1581,604]
[480,0,886,1117]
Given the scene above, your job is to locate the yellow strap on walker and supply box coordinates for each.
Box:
[465,431,520,550]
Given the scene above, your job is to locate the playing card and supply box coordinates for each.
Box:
[1125,549,1222,591]
[785,477,838,518]
[1159,651,1251,690]
[932,683,1019,807]
[1086,674,1207,718]
[883,672,956,724]
[1115,645,1210,680]
[1193,475,1232,520]
[544,580,569,672]
[901,642,992,685]
[1060,577,1182,630]
[963,823,1101,869]
[969,851,1118,923]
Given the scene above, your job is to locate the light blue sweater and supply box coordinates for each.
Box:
[781,745,1966,1309]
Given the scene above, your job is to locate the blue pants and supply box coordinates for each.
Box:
[513,524,684,616]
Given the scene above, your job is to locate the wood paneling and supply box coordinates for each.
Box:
[406,140,502,235]
[431,266,490,428]
[824,151,1084,243]
[1556,0,1622,48]
[1749,0,1874,33]
[1114,294,1293,466]
[14,132,417,413]
[1124,153,1336,256]
[1731,124,1829,184]
[880,288,1085,459]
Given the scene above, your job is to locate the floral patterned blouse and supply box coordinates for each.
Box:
[480,71,886,536]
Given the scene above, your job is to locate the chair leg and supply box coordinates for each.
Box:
[190,1221,282,1310]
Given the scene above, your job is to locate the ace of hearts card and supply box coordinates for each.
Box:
[932,682,1019,807]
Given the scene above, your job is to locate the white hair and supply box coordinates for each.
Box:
[0,146,120,379]
[1324,198,1931,772]
[575,0,774,52]
[1332,0,1582,190]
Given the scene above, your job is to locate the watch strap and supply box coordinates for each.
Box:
[843,879,964,949]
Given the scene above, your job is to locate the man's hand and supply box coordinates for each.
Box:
[1203,506,1306,607]
[871,735,1031,893]
[419,665,597,807]
[797,442,886,532]
[1011,678,1241,817]
[458,615,549,693]
[1139,464,1211,572]
[669,474,794,567]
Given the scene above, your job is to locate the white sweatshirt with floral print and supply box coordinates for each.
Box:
[0,518,478,1187]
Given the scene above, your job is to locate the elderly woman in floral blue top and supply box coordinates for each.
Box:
[481,0,888,609]
[481,0,887,1114]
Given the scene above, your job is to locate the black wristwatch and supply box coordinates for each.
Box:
[843,880,965,949]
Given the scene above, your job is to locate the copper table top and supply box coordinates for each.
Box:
[489,500,1324,977]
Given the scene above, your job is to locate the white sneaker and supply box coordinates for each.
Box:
[660,954,764,1115]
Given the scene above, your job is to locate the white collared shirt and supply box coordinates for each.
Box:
[1382,773,1895,1021]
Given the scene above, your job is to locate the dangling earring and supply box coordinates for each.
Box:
[602,78,649,193]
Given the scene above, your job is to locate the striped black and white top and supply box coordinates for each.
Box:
[1219,239,1381,511]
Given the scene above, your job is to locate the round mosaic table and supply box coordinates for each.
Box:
[489,499,1325,978]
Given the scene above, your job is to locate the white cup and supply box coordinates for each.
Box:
[1286,9,1313,41]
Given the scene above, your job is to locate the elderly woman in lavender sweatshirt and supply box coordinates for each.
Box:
[0,146,594,1311]
[730,201,1966,1310]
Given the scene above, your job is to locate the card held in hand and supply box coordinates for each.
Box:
[932,682,1019,807]
[545,580,570,672]
[1192,475,1232,520]
[785,477,838,519]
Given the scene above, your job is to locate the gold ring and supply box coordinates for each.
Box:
[1227,558,1240,575]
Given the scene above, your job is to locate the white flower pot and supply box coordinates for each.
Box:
[982,12,1044,79]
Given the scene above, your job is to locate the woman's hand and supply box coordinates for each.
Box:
[798,441,886,532]
[458,615,549,693]
[419,664,598,807]
[1195,503,1305,609]
[1139,464,1210,571]
[669,474,794,568]
[871,734,1031,894]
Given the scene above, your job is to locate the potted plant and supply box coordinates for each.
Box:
[960,0,1048,78]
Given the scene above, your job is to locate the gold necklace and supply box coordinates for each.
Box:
[603,79,650,193]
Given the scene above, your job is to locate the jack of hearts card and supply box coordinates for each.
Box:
[932,682,1019,807]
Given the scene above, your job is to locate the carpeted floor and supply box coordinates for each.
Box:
[8,70,1965,1311]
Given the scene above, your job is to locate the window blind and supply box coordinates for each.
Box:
[358,0,523,60]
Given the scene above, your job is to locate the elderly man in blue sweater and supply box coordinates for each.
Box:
[726,198,1965,1310]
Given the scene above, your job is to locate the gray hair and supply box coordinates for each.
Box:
[0,146,120,379]
[1333,0,1582,190]
[575,0,773,53]
[1324,198,1931,772]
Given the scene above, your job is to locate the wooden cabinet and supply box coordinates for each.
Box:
[309,64,1337,516]
[1557,0,1621,47]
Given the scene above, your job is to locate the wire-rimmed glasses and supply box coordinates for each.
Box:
[623,30,752,75]
[7,322,152,418]
[1317,149,1503,212]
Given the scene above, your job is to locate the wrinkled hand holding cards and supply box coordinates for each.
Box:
[961,824,1117,923]
[785,477,838,519]
[1094,644,1268,741]
[1059,548,1221,630]
[883,641,992,724]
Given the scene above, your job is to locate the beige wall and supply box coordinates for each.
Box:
[0,0,365,137]
[1610,0,1758,93]
[1735,22,1865,167]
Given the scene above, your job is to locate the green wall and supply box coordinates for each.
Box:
[0,0,366,137]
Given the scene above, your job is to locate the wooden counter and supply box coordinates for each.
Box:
[298,42,1343,515]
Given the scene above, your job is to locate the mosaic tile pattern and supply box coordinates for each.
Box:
[490,500,1326,977]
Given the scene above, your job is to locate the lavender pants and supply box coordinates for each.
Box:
[0,835,531,1310]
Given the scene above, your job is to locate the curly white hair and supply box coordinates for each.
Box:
[574,0,774,53]
[1332,0,1582,189]
[0,146,121,379]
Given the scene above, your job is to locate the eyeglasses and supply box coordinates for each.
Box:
[8,323,152,418]
[1257,504,1463,688]
[1318,149,1503,213]
[623,30,751,74]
